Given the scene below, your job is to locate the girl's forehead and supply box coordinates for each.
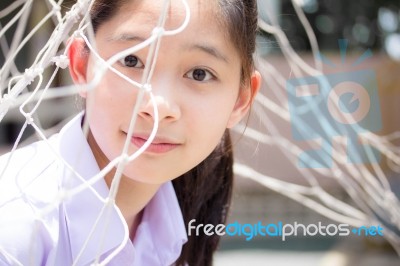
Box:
[114,0,221,31]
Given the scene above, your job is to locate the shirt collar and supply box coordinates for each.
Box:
[58,112,127,265]
[57,112,187,265]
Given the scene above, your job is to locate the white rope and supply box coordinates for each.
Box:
[0,0,399,262]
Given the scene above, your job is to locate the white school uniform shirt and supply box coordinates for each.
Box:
[0,112,187,266]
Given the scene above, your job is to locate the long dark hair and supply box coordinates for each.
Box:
[173,130,233,266]
[89,1,258,265]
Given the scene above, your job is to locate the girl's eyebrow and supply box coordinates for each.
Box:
[186,44,230,63]
[106,33,230,64]
[106,33,146,42]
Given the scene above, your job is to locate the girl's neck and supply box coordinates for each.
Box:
[107,175,160,240]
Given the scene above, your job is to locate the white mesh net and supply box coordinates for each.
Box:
[0,0,399,264]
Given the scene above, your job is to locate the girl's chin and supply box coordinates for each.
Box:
[122,170,173,185]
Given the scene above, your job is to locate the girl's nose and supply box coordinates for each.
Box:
[137,83,181,124]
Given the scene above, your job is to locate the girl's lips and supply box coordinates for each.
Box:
[131,136,180,154]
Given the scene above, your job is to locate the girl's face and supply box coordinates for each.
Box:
[70,0,259,184]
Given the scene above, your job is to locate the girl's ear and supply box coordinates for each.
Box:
[226,70,261,128]
[68,38,89,98]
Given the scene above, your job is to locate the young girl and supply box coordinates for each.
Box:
[0,0,260,265]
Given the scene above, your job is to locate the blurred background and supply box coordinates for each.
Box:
[0,0,400,265]
[217,0,400,265]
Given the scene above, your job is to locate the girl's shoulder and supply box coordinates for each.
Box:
[0,135,61,200]
[0,112,84,198]
[0,137,62,266]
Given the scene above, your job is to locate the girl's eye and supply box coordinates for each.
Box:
[119,55,144,68]
[185,68,215,82]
